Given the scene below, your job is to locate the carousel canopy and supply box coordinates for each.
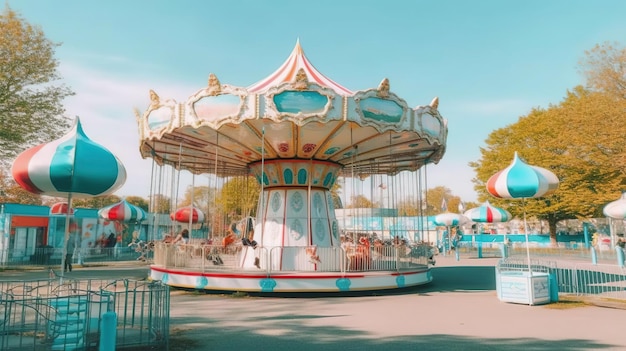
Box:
[486,152,559,199]
[12,118,126,198]
[171,206,205,223]
[464,201,511,223]
[603,193,626,219]
[136,40,447,180]
[98,199,147,222]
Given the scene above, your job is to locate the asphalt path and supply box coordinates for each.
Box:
[167,257,626,351]
[2,258,625,351]
[0,263,150,281]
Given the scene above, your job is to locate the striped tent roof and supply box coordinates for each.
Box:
[433,212,469,227]
[98,199,147,222]
[171,206,205,223]
[464,201,511,223]
[247,39,353,96]
[486,152,559,199]
[603,193,626,220]
[49,202,74,216]
[11,118,126,198]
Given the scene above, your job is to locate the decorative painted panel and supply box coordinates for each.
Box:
[285,217,309,246]
[313,218,329,245]
[260,217,283,248]
[249,160,342,189]
[273,91,328,114]
[193,94,242,123]
[297,168,308,185]
[312,192,325,218]
[267,190,285,218]
[288,190,306,215]
[283,168,294,184]
[147,106,173,131]
[421,112,442,138]
[359,97,403,123]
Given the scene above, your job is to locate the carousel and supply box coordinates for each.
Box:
[136,41,448,293]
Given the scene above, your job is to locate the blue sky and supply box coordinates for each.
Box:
[6,0,626,203]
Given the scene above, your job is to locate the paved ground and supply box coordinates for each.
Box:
[3,257,625,350]
[166,256,626,351]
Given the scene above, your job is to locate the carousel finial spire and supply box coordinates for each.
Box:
[247,38,352,95]
[430,97,439,109]
[294,38,303,54]
[207,73,222,96]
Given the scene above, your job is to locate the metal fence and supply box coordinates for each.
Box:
[497,257,626,301]
[152,242,434,273]
[0,245,152,269]
[456,241,621,264]
[0,278,169,350]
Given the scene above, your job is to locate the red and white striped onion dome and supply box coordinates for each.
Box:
[486,152,559,199]
[603,193,626,219]
[11,118,126,198]
[170,206,205,223]
[247,39,353,96]
[433,212,469,227]
[463,201,511,223]
[98,199,147,222]
[49,202,74,216]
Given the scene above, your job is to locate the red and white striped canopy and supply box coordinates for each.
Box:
[11,118,126,198]
[464,201,511,223]
[486,152,559,199]
[98,199,147,222]
[247,39,353,96]
[603,193,626,220]
[49,202,74,216]
[170,206,205,223]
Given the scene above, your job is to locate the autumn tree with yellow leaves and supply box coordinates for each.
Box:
[471,42,626,244]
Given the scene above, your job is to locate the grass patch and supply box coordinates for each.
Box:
[168,328,201,351]
[544,299,590,309]
[232,291,249,298]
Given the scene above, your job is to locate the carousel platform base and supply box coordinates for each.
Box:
[150,265,432,293]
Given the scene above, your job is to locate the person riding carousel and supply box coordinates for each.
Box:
[223,223,238,248]
[206,223,238,265]
[241,228,258,249]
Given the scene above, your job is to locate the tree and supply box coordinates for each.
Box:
[396,187,470,216]
[125,196,149,212]
[0,169,42,205]
[150,194,172,214]
[177,185,218,234]
[215,176,259,221]
[470,87,626,244]
[177,185,215,216]
[423,186,462,216]
[330,181,342,209]
[0,7,73,167]
[579,41,626,100]
[72,195,121,209]
[396,200,418,216]
[346,195,375,208]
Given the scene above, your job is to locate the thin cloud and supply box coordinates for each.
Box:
[446,98,540,117]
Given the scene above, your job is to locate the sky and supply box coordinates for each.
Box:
[5,0,626,204]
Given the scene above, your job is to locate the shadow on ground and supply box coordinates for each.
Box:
[167,313,612,351]
[201,265,498,298]
[166,265,625,351]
